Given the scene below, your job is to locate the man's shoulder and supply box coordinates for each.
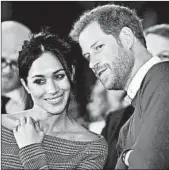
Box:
[148,61,169,76]
[143,61,169,84]
[137,61,169,102]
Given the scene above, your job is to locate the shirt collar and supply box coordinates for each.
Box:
[127,56,161,100]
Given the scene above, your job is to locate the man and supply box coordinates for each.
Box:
[69,4,169,169]
[144,24,169,61]
[2,21,32,114]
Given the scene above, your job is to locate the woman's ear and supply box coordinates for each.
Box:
[20,79,31,94]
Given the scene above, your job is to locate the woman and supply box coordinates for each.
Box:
[2,30,108,169]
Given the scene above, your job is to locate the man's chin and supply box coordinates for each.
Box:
[100,80,122,91]
[2,87,13,94]
[2,83,21,93]
[2,78,11,84]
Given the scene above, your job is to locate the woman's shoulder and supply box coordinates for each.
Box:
[72,121,102,142]
[2,110,30,130]
[73,124,108,152]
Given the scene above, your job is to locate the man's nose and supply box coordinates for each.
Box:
[2,65,12,73]
[89,55,100,69]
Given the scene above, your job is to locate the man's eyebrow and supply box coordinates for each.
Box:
[90,41,99,48]
[31,69,64,79]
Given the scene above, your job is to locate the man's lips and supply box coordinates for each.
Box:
[2,73,14,79]
[96,68,107,77]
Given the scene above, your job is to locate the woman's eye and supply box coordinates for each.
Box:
[95,44,104,51]
[34,79,45,85]
[54,74,65,80]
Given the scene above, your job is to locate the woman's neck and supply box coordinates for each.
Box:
[28,105,73,134]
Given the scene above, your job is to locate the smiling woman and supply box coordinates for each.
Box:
[1,29,108,169]
[23,52,71,115]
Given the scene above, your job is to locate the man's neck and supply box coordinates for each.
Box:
[125,45,152,91]
[2,86,22,95]
[3,86,25,102]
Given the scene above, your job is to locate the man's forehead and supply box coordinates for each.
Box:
[2,35,20,60]
[79,22,102,41]
[2,33,29,61]
[79,21,105,51]
[2,51,19,61]
[2,21,31,59]
[2,21,31,40]
[2,31,26,49]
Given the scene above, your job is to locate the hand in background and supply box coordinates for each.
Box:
[13,116,44,149]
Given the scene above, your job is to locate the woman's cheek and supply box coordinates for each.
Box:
[28,85,45,101]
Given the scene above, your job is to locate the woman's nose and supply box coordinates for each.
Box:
[46,80,59,94]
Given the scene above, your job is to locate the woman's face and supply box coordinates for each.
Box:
[26,52,71,114]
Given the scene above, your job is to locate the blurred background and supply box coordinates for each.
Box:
[2,1,169,123]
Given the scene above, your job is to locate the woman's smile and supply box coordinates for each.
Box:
[45,94,64,105]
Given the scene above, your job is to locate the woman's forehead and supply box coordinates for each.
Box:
[28,52,64,77]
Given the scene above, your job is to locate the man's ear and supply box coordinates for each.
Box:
[119,27,134,49]
[20,78,31,94]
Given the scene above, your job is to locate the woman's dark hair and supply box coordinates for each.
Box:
[18,28,76,110]
[18,28,75,87]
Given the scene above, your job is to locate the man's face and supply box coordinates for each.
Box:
[79,22,134,90]
[2,47,21,94]
[146,34,169,61]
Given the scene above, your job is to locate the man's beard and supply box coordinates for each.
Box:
[103,48,134,90]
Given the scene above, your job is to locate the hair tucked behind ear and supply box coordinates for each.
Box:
[24,93,34,110]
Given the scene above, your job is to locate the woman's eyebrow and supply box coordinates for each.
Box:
[31,75,44,79]
[31,69,65,79]
[52,69,65,74]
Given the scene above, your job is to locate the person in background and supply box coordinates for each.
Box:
[87,79,134,169]
[144,24,169,61]
[101,92,134,170]
[69,4,169,169]
[2,29,108,169]
[87,80,110,134]
[87,80,131,133]
[2,21,32,114]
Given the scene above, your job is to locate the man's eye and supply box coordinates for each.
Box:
[95,44,104,51]
[34,79,45,85]
[54,74,65,80]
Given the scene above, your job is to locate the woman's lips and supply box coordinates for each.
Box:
[45,94,63,104]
